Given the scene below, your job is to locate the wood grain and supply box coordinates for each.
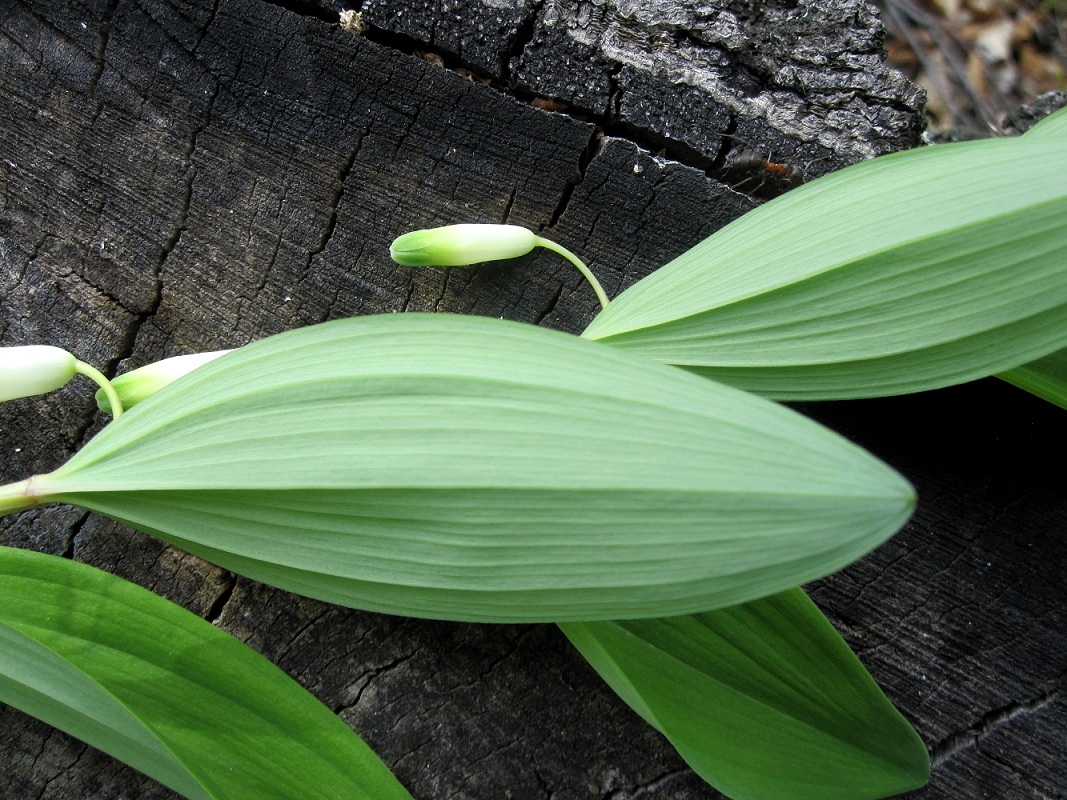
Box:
[1,1,1061,799]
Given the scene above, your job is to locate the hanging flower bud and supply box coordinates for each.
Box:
[96,350,233,414]
[0,345,78,402]
[391,223,611,309]
[389,224,537,266]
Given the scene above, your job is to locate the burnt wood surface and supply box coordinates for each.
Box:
[0,1,1063,799]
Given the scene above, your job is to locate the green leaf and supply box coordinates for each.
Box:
[0,546,411,800]
[1,314,913,622]
[999,347,1067,409]
[582,136,1067,400]
[560,589,929,800]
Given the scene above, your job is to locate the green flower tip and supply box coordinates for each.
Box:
[0,345,78,402]
[389,224,538,267]
[96,350,233,414]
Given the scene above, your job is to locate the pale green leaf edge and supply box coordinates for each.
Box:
[0,546,412,800]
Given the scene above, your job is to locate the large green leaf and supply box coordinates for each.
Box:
[561,589,929,800]
[0,314,913,622]
[582,135,1067,400]
[0,546,411,800]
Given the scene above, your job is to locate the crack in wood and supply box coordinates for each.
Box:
[241,184,291,315]
[303,133,363,275]
[451,626,543,692]
[432,267,451,314]
[245,0,794,193]
[500,0,547,83]
[268,604,335,663]
[499,188,516,224]
[204,572,238,624]
[333,649,419,715]
[109,61,221,375]
[606,61,624,122]
[533,282,565,326]
[266,1,911,222]
[546,127,603,229]
[399,274,417,313]
[61,510,92,560]
[87,0,119,106]
[930,688,1061,768]
[34,731,89,799]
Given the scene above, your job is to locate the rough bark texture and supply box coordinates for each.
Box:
[0,1,1062,799]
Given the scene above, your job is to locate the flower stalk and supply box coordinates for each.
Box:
[531,235,610,309]
[75,360,124,417]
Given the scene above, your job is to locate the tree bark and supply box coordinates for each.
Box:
[0,1,1062,799]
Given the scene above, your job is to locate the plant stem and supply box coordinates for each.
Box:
[74,360,123,417]
[0,478,39,516]
[534,236,611,310]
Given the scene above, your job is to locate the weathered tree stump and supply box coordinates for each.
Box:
[0,1,1062,799]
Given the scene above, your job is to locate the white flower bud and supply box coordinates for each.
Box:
[389,224,538,266]
[97,350,232,413]
[0,345,78,402]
